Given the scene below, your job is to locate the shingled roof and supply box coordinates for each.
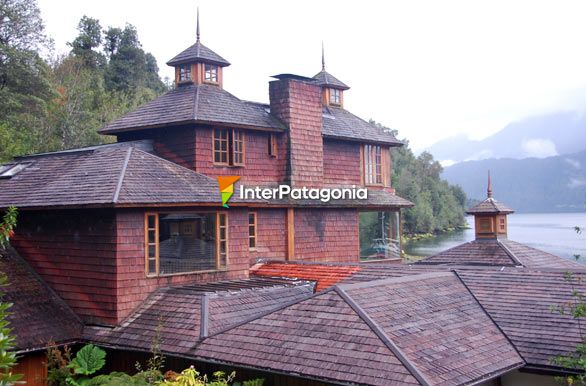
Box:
[1,247,82,353]
[167,41,230,67]
[193,272,523,386]
[85,278,314,355]
[467,197,514,215]
[0,142,221,209]
[323,106,403,145]
[457,269,586,373]
[100,84,285,134]
[416,239,582,269]
[312,69,350,90]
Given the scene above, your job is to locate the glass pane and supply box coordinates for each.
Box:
[148,259,156,274]
[157,213,217,274]
[148,215,155,228]
[249,226,255,236]
[249,237,255,248]
[148,245,156,258]
[359,211,400,260]
[148,231,155,244]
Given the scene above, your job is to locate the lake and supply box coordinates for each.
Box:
[404,212,586,263]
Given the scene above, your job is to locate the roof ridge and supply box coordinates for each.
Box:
[453,270,526,365]
[338,271,451,290]
[333,286,431,386]
[497,239,523,266]
[113,147,133,203]
[193,284,321,343]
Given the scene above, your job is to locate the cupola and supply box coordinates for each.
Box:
[467,172,514,240]
[312,44,350,107]
[166,10,230,88]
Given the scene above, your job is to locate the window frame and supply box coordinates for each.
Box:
[204,63,219,83]
[144,212,228,277]
[329,88,341,105]
[363,144,383,186]
[178,64,191,83]
[268,134,277,157]
[213,128,245,166]
[248,212,257,250]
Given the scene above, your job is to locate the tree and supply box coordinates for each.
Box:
[68,16,105,69]
[0,207,20,385]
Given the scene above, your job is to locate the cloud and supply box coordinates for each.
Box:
[464,149,494,162]
[565,158,581,169]
[440,160,457,167]
[568,177,586,188]
[521,138,558,158]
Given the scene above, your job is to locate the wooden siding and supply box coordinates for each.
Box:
[115,208,250,322]
[322,139,361,187]
[195,127,287,184]
[247,209,287,265]
[293,209,359,263]
[14,352,47,386]
[11,210,118,325]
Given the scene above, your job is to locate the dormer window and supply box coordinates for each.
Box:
[178,64,191,82]
[204,64,218,83]
[329,88,341,105]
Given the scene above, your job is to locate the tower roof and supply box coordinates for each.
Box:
[312,69,350,90]
[466,171,514,214]
[312,44,349,90]
[167,41,230,67]
[166,9,230,67]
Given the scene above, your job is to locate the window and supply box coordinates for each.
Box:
[145,212,227,276]
[204,63,218,83]
[499,217,506,232]
[478,217,493,233]
[178,64,191,82]
[329,88,341,105]
[0,162,31,179]
[214,129,245,166]
[363,144,382,185]
[268,134,277,157]
[359,210,400,260]
[249,212,257,249]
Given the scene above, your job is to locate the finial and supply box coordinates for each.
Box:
[321,41,325,70]
[487,170,493,198]
[196,7,200,42]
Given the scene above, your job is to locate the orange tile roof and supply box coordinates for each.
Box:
[251,262,361,291]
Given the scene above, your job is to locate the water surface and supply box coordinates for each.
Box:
[404,212,586,262]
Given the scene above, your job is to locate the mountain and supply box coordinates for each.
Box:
[442,150,586,213]
[426,111,586,164]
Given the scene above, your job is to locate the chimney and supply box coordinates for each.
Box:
[269,74,324,187]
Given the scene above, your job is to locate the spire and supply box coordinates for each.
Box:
[487,170,493,198]
[196,7,200,42]
[321,41,325,70]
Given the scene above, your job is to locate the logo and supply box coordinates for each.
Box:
[217,176,240,208]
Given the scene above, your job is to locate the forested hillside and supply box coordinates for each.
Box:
[372,122,467,235]
[0,0,168,162]
[443,150,586,213]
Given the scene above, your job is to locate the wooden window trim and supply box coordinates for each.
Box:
[216,212,228,268]
[145,212,229,277]
[329,88,341,106]
[213,128,245,167]
[178,64,192,83]
[145,213,159,276]
[363,144,383,186]
[204,63,219,84]
[249,212,257,250]
[268,134,277,157]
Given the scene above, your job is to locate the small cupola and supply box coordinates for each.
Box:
[312,45,350,107]
[166,9,230,88]
[467,171,515,240]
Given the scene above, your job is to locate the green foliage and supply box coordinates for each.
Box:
[68,344,106,376]
[85,371,162,386]
[0,1,167,162]
[0,207,17,247]
[370,121,467,235]
[0,273,21,385]
[158,367,238,386]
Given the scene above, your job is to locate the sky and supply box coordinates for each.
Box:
[37,0,586,151]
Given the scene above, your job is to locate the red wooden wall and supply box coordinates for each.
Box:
[293,209,359,263]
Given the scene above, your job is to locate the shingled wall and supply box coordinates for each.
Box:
[194,128,287,185]
[269,78,323,187]
[293,208,359,263]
